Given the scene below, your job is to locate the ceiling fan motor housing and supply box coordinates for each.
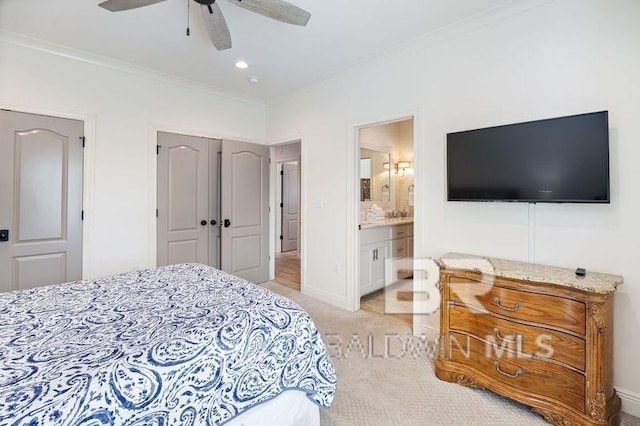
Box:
[193,0,216,5]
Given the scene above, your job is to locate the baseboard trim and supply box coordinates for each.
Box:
[618,387,640,418]
[302,286,348,311]
[418,324,440,341]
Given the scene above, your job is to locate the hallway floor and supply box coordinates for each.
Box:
[274,250,300,291]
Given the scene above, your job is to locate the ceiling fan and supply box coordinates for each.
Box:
[98,0,311,50]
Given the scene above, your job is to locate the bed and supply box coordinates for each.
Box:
[0,263,336,425]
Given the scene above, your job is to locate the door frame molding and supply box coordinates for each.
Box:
[0,101,96,279]
[346,106,423,326]
[147,122,257,269]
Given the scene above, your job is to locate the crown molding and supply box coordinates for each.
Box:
[266,0,553,107]
[0,29,265,108]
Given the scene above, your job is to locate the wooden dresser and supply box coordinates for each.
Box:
[435,254,623,425]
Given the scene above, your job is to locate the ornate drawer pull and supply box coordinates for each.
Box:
[492,297,523,312]
[493,361,523,378]
[493,327,522,343]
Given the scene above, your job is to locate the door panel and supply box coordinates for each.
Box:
[0,110,83,292]
[16,130,67,241]
[157,132,209,266]
[14,253,66,290]
[232,152,262,227]
[281,162,299,252]
[231,235,262,272]
[168,146,200,231]
[221,140,269,283]
[167,240,199,265]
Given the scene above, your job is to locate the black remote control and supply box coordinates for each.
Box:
[575,268,586,277]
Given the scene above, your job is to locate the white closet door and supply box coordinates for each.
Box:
[221,139,270,283]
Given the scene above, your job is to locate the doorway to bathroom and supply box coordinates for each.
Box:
[357,117,415,327]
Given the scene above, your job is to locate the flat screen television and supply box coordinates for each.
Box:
[446,111,610,203]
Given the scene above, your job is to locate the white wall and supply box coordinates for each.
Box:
[266,0,640,412]
[0,40,265,279]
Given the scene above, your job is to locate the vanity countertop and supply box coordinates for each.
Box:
[438,252,623,294]
[360,217,414,229]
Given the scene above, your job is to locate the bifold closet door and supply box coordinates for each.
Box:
[0,110,83,292]
[156,132,221,268]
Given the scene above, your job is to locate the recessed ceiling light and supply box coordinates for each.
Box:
[235,60,248,69]
[249,76,260,84]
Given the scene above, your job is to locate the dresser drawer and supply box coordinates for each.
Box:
[449,305,585,371]
[449,333,585,412]
[447,277,586,335]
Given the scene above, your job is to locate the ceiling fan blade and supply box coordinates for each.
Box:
[228,0,311,26]
[98,0,167,12]
[201,3,232,51]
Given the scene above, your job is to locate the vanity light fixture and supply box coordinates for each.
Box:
[384,160,411,175]
[397,161,411,176]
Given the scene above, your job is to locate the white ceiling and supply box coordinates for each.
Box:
[0,0,510,102]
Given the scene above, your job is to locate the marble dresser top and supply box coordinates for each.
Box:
[438,253,623,294]
[360,218,414,229]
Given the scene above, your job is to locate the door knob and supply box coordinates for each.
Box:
[210,220,217,226]
[200,220,207,226]
[0,229,8,242]
[224,219,231,228]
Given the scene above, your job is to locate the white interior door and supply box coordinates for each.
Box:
[157,132,221,266]
[221,139,270,283]
[0,110,83,292]
[281,162,299,252]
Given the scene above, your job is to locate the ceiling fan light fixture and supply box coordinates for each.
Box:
[235,60,249,69]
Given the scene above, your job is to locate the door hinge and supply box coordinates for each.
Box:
[156,145,161,155]
[280,202,284,208]
[268,206,271,213]
[156,209,159,218]
[280,170,284,176]
[269,158,271,164]
[80,136,86,148]
[81,210,84,221]
[358,224,361,230]
[280,235,284,240]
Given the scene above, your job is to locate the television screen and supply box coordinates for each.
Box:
[446,111,610,203]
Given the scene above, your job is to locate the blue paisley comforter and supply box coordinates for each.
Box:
[0,264,336,425]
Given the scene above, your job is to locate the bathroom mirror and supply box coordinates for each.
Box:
[360,148,391,202]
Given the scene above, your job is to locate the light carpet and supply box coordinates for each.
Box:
[262,281,640,426]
